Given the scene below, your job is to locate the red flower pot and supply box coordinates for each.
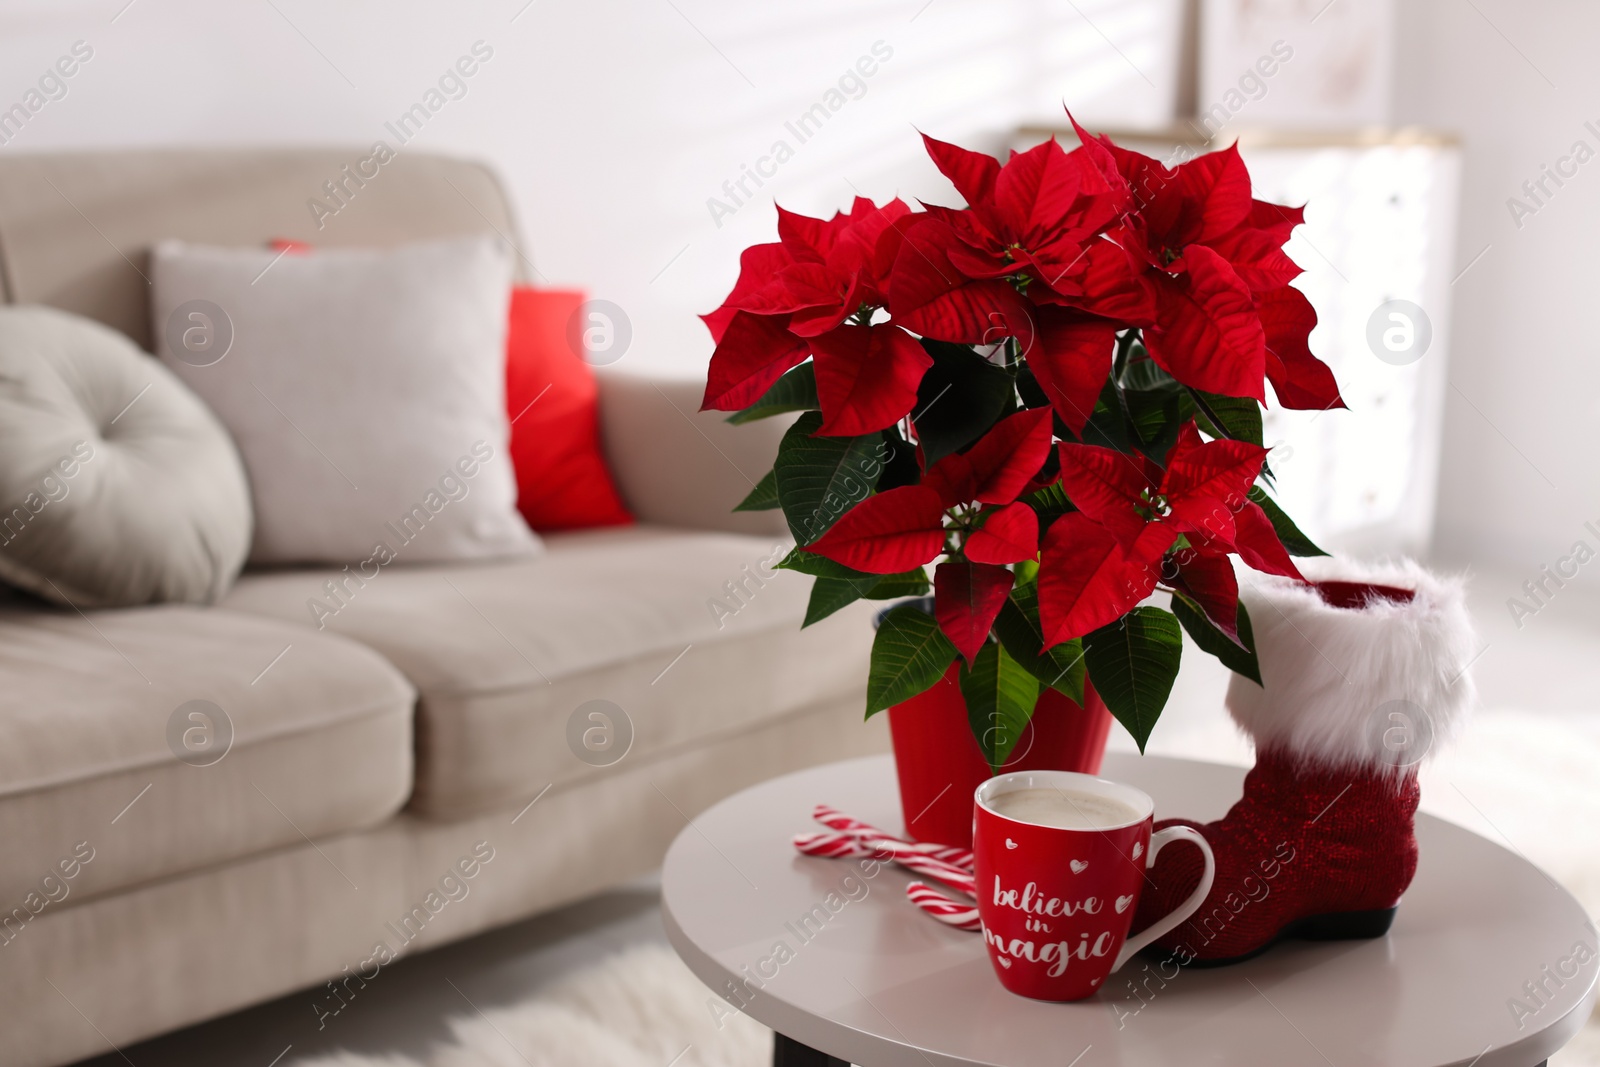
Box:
[887,665,1114,849]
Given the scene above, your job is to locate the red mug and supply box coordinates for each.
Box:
[973,770,1215,1001]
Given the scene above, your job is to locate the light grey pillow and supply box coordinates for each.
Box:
[0,305,252,607]
[150,235,540,566]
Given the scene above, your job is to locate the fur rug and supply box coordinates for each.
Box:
[287,935,1597,1067]
[289,945,771,1067]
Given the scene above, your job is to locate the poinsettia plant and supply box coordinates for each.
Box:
[700,114,1342,767]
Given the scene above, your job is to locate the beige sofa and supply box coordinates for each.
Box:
[0,150,887,1067]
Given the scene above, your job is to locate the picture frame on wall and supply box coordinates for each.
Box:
[1198,0,1396,130]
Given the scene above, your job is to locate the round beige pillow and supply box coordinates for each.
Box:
[0,305,252,607]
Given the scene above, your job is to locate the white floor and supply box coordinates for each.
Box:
[69,564,1600,1067]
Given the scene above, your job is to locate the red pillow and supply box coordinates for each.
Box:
[267,242,632,531]
[504,287,633,531]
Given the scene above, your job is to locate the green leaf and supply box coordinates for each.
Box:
[1171,594,1261,685]
[1121,354,1184,458]
[913,340,1015,466]
[1083,606,1183,753]
[991,582,1086,702]
[1119,354,1175,392]
[1022,482,1076,528]
[803,575,879,627]
[1016,362,1050,410]
[876,425,921,492]
[1186,388,1264,447]
[780,550,931,590]
[1076,377,1135,452]
[1123,377,1183,450]
[725,363,817,424]
[773,412,885,545]
[1112,329,1142,379]
[862,570,931,599]
[776,547,873,579]
[961,642,1041,773]
[866,605,958,718]
[1247,486,1329,557]
[803,569,932,628]
[733,468,780,512]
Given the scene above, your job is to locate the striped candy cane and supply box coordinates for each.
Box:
[810,806,974,868]
[791,806,986,934]
[906,882,981,931]
[789,830,873,860]
[792,831,976,897]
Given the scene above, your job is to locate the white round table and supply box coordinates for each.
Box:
[662,754,1597,1067]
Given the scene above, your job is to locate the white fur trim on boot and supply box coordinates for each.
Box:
[1226,558,1477,773]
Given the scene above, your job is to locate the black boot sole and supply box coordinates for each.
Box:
[1157,906,1399,969]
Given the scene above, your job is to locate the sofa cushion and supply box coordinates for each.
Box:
[0,305,252,607]
[222,525,877,817]
[0,598,414,910]
[505,287,635,532]
[150,236,539,567]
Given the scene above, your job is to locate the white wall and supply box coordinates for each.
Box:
[0,0,1181,379]
[1393,1,1600,573]
[4,0,1592,577]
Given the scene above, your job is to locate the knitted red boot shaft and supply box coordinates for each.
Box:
[1131,747,1420,964]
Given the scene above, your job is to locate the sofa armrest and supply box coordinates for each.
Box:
[595,370,792,537]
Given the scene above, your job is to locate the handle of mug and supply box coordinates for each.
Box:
[1111,825,1216,972]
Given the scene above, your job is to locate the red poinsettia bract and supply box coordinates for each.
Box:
[700,114,1341,455]
[1042,422,1302,645]
[1071,117,1343,410]
[802,408,1052,660]
[700,197,932,436]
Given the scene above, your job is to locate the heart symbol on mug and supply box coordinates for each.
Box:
[1115,894,1135,914]
[996,956,1012,968]
[1132,841,1143,860]
[1005,838,1018,850]
[1070,859,1088,874]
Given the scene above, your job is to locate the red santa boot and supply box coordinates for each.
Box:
[1132,559,1476,966]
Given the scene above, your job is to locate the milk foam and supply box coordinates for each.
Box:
[987,787,1140,830]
